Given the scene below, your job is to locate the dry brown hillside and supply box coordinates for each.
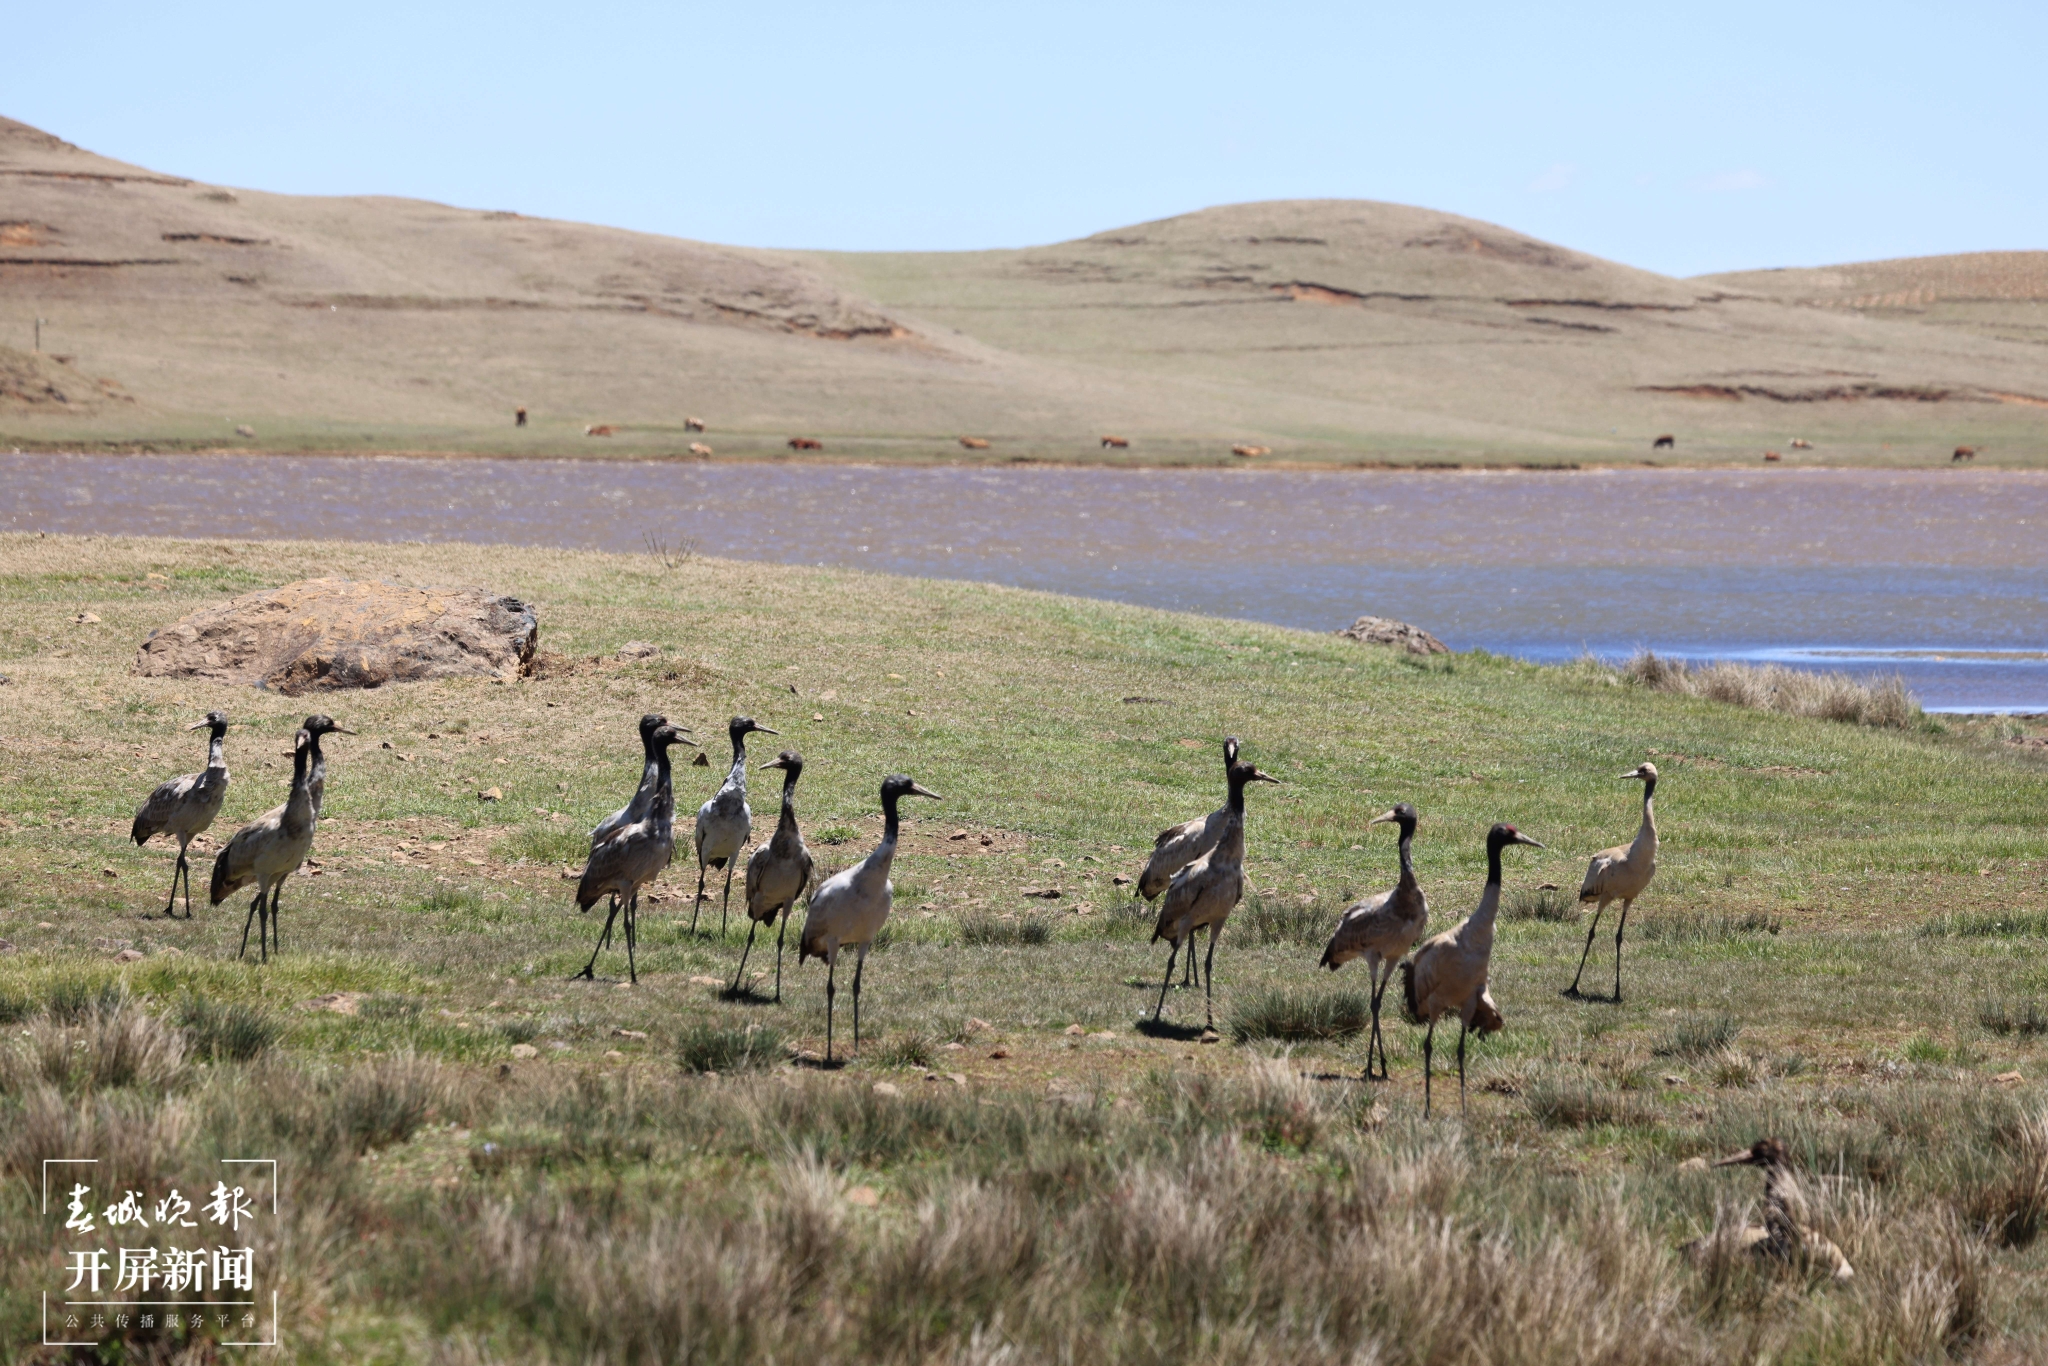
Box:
[2,115,2043,465]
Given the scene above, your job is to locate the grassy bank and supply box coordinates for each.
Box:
[2,533,2047,1362]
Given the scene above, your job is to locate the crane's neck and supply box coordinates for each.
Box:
[1463,839,1510,951]
[1760,1162,1806,1236]
[777,769,801,830]
[1632,783,1658,857]
[283,739,315,834]
[726,728,752,785]
[205,732,227,771]
[649,744,677,822]
[1395,821,1417,891]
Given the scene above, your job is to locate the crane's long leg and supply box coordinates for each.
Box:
[1457,1017,1469,1116]
[271,879,283,955]
[852,946,868,1056]
[1365,962,1386,1081]
[1153,941,1181,1021]
[160,846,184,919]
[691,857,708,935]
[238,887,263,960]
[576,901,622,980]
[1181,941,1196,989]
[1422,1017,1436,1118]
[824,953,837,1064]
[720,862,737,939]
[1566,900,1609,997]
[773,907,789,1003]
[1612,899,1632,1004]
[731,918,761,995]
[1203,924,1220,1029]
[624,891,638,985]
[179,847,194,919]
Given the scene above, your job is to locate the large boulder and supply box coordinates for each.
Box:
[1334,615,1449,655]
[135,577,539,694]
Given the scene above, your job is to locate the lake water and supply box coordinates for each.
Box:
[5,454,2045,711]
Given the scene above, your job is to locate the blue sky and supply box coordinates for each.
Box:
[12,1,2043,276]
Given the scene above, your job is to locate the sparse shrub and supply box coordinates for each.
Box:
[1656,1012,1740,1058]
[1622,650,1923,728]
[1525,1071,1656,1128]
[815,826,857,846]
[1959,1111,2048,1248]
[45,977,128,1024]
[1639,911,1782,943]
[1226,987,1370,1044]
[1505,885,1578,922]
[1236,889,1328,946]
[0,998,188,1096]
[499,824,588,865]
[871,1030,935,1069]
[500,1017,541,1045]
[338,1051,453,1152]
[360,994,425,1024]
[420,886,484,914]
[1978,997,2048,1037]
[677,1020,786,1073]
[1923,912,2048,939]
[1906,1034,1950,1064]
[177,995,282,1062]
[958,910,1053,946]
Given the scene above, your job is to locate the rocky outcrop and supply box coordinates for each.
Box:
[1334,615,1449,655]
[135,577,538,694]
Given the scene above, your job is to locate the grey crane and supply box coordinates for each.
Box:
[1400,822,1542,1116]
[1136,735,1239,989]
[574,723,689,983]
[1150,756,1280,1029]
[1565,761,1659,1002]
[798,773,939,1062]
[1319,802,1427,1081]
[734,750,814,999]
[1682,1139,1855,1280]
[586,714,694,952]
[131,711,232,919]
[693,715,777,936]
[210,717,352,961]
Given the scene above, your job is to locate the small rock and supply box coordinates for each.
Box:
[692,751,710,766]
[93,937,133,952]
[509,1043,539,1060]
[989,1047,1011,1060]
[101,868,118,879]
[1993,1070,2025,1087]
[1199,1029,1222,1045]
[1091,1030,1116,1040]
[1677,1156,1709,1173]
[965,1017,992,1033]
[872,1081,901,1097]
[299,992,363,1015]
[234,424,256,438]
[114,948,145,963]
[1662,1074,1684,1087]
[1112,876,1131,887]
[1022,888,1062,900]
[615,641,660,660]
[979,834,993,846]
[942,1041,965,1051]
[950,829,970,841]
[812,712,824,721]
[36,922,55,930]
[479,787,502,802]
[604,1049,625,1060]
[947,1072,968,1086]
[548,1040,571,1051]
[1064,1024,1086,1036]
[1334,615,1449,655]
[74,611,102,624]
[0,940,14,954]
[611,1028,649,1040]
[688,975,724,988]
[845,1186,880,1207]
[615,981,633,990]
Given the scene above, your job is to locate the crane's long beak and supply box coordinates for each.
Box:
[753,725,780,737]
[757,757,788,771]
[1712,1150,1756,1168]
[1512,832,1546,848]
[1250,768,1281,785]
[185,719,210,730]
[907,782,941,800]
[332,727,357,735]
[1620,767,1647,779]
[1367,809,1399,825]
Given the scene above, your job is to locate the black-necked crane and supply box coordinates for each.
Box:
[798,773,938,1063]
[210,718,352,961]
[587,713,691,952]
[1137,735,1238,989]
[1319,802,1427,1081]
[735,750,814,999]
[693,715,777,937]
[1565,761,1659,1002]
[1150,756,1280,1029]
[1683,1138,1855,1281]
[1400,822,1542,1116]
[131,711,231,919]
[574,722,689,984]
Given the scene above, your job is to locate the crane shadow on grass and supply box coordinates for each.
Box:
[716,984,777,1006]
[1133,1019,1211,1042]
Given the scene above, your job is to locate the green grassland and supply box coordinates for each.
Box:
[3,533,2048,1362]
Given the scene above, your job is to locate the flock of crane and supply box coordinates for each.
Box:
[131,710,1662,1110]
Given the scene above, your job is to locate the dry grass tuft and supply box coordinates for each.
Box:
[1623,651,1923,727]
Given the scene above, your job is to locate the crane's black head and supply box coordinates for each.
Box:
[1222,736,1240,765]
[1714,1137,1789,1170]
[1622,761,1659,796]
[186,710,230,736]
[1227,758,1281,790]
[301,715,355,738]
[638,713,668,740]
[760,749,804,780]
[1369,801,1419,832]
[1488,822,1544,850]
[881,773,940,803]
[730,715,778,743]
[651,723,694,752]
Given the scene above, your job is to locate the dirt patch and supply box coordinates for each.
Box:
[0,345,132,411]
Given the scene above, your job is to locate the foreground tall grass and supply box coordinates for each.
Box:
[1623,650,1924,728]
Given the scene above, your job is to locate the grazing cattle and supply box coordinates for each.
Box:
[1231,444,1271,458]
[1652,434,1676,450]
[515,407,527,427]
[959,436,991,450]
[685,416,706,432]
[1101,435,1130,449]
[689,442,713,457]
[1953,446,1978,462]
[788,437,823,451]
[585,424,615,437]
[1789,438,1811,450]
[1763,451,1781,462]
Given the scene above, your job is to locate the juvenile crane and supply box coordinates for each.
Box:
[1565,761,1659,1002]
[693,715,777,936]
[798,773,939,1062]
[1150,756,1280,1028]
[210,718,353,962]
[586,714,689,951]
[1320,803,1427,1081]
[1137,736,1239,988]
[131,711,232,919]
[574,722,690,984]
[1401,822,1543,1116]
[734,750,814,999]
[1683,1139,1855,1281]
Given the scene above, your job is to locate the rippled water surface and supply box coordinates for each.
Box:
[6,455,2045,710]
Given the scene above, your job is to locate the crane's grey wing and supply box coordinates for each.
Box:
[1579,847,1626,900]
[1320,889,1394,967]
[207,807,277,904]
[132,772,198,844]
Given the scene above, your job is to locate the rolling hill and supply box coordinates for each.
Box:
[3,115,2043,465]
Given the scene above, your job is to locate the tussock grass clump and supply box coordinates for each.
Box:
[958,910,1054,946]
[870,1030,936,1069]
[1657,1012,1741,1058]
[1235,890,1330,946]
[1639,910,1782,943]
[176,995,282,1062]
[1525,1070,1659,1128]
[498,823,589,865]
[1623,650,1923,728]
[1505,885,1579,922]
[337,1051,458,1153]
[1922,911,2048,939]
[677,1020,786,1074]
[0,997,188,1096]
[1226,987,1371,1043]
[1978,997,2048,1037]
